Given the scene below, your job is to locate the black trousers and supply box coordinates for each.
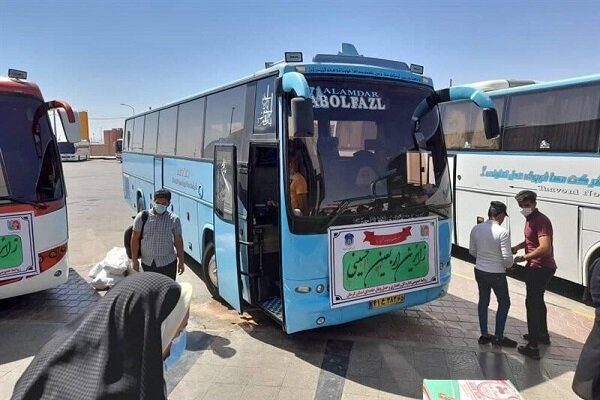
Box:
[525,267,555,346]
[142,260,177,280]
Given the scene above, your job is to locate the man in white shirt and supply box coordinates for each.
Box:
[469,201,517,347]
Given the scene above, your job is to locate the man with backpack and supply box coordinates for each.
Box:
[131,189,184,280]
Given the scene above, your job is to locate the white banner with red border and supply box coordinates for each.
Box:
[328,217,439,308]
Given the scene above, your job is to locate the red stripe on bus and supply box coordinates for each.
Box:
[0,199,65,217]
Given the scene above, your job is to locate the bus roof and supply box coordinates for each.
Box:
[458,79,538,92]
[481,74,600,97]
[0,76,43,99]
[126,43,433,120]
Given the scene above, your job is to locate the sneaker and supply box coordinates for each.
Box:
[478,334,494,344]
[493,336,518,348]
[522,334,551,345]
[518,344,541,360]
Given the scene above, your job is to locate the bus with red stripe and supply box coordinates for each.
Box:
[0,69,81,299]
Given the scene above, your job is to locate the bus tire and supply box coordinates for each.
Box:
[137,196,145,213]
[202,243,221,300]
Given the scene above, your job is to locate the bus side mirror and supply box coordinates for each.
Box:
[290,98,314,137]
[482,108,500,139]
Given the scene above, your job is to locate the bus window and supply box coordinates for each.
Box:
[176,98,205,158]
[36,142,63,201]
[124,119,134,151]
[204,85,246,160]
[131,116,145,152]
[143,112,159,153]
[157,106,177,155]
[440,99,503,150]
[503,83,600,152]
[115,138,123,162]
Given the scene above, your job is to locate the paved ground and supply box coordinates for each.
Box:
[0,160,594,400]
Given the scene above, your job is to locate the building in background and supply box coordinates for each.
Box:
[90,128,123,156]
[79,111,90,141]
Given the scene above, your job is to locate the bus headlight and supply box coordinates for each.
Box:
[295,286,311,294]
[316,317,326,325]
[315,284,325,293]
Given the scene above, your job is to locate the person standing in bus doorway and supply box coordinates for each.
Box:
[131,189,185,280]
[289,156,308,215]
[512,190,557,360]
[469,201,518,348]
[572,257,600,399]
[267,156,308,215]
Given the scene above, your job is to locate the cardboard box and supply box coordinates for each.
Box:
[423,379,524,400]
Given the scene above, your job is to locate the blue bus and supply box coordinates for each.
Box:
[440,74,600,287]
[122,44,498,333]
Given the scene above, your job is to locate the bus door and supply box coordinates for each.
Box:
[154,157,163,192]
[247,143,283,323]
[213,145,243,312]
[446,153,458,243]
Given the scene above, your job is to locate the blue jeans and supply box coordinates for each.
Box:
[475,268,511,337]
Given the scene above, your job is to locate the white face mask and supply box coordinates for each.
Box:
[520,208,533,217]
[154,204,168,214]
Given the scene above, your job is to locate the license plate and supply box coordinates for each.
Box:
[369,294,405,309]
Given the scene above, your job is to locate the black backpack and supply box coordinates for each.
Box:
[124,211,148,259]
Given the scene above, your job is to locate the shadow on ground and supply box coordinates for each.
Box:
[0,270,101,366]
[177,251,586,398]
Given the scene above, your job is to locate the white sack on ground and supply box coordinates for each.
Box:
[89,247,133,290]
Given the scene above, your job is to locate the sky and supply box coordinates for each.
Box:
[2,0,599,143]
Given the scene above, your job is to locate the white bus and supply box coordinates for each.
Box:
[440,74,600,286]
[0,69,81,299]
[58,140,90,161]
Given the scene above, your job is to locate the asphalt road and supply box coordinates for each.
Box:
[62,159,134,267]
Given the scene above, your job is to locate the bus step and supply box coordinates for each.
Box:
[260,296,283,321]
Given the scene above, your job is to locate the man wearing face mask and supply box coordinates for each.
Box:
[511,190,557,360]
[131,189,185,280]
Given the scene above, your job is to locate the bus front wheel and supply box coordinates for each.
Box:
[202,243,221,300]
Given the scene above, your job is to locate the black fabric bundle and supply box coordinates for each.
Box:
[11,272,180,400]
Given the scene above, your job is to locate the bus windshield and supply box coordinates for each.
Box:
[57,141,76,154]
[0,95,63,203]
[287,78,449,227]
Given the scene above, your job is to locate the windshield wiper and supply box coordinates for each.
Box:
[401,202,451,218]
[0,196,48,209]
[325,195,381,229]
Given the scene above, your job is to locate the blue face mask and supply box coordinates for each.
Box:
[154,204,167,214]
[164,330,187,371]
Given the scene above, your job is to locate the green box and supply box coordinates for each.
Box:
[0,234,24,270]
[422,379,524,400]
